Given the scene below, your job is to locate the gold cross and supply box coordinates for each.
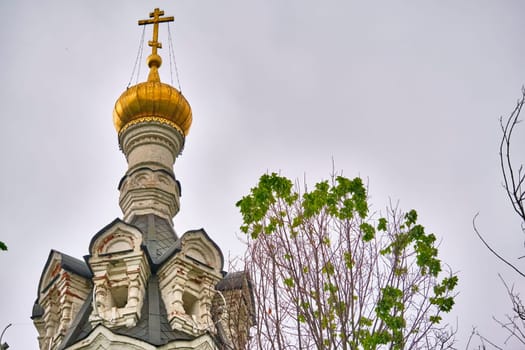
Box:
[138,8,174,56]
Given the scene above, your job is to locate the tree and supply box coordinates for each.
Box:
[236,172,458,349]
[0,241,6,251]
[473,88,525,347]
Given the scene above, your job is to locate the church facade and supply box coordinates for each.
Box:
[31,9,254,350]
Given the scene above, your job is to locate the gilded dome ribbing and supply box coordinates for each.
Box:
[113,76,192,136]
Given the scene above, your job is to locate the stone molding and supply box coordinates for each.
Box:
[118,121,184,222]
[119,168,180,223]
[119,122,184,173]
[64,325,217,350]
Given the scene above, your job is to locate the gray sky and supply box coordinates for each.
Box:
[1,1,524,348]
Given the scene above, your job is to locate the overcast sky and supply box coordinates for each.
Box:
[1,1,525,348]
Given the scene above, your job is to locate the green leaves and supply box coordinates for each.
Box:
[238,171,459,348]
[377,217,387,231]
[236,173,295,238]
[360,222,376,241]
[409,226,440,276]
[322,262,335,276]
[375,286,406,348]
[236,173,369,239]
[405,209,418,226]
[284,277,295,288]
[442,275,459,290]
[429,315,442,324]
[430,296,455,313]
[0,241,6,251]
[376,287,404,319]
[343,251,353,269]
[430,275,458,313]
[237,173,369,235]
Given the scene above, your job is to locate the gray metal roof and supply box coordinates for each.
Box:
[32,250,92,319]
[215,271,256,325]
[60,274,195,348]
[112,274,193,345]
[216,271,249,291]
[59,293,94,349]
[131,214,179,265]
[58,251,92,279]
[31,301,44,319]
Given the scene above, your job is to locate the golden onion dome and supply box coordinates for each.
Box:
[113,52,192,136]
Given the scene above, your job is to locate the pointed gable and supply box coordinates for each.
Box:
[88,219,143,257]
[157,229,225,336]
[32,250,92,350]
[37,250,92,296]
[86,218,151,330]
[179,229,224,271]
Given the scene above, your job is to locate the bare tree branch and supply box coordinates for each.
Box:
[472,213,525,278]
[499,87,525,228]
[470,88,525,349]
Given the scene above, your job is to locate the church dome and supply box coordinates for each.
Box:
[113,53,192,136]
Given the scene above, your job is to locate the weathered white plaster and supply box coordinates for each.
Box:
[119,168,180,223]
[119,123,184,174]
[158,231,224,337]
[65,325,218,350]
[118,123,184,223]
[33,252,91,350]
[88,222,150,329]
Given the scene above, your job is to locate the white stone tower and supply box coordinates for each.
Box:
[31,8,254,350]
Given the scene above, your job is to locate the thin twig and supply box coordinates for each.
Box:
[472,213,525,278]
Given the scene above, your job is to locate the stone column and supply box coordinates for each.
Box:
[127,275,140,309]
[118,122,184,224]
[198,280,214,329]
[171,273,187,315]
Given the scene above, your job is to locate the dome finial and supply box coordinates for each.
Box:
[138,8,174,82]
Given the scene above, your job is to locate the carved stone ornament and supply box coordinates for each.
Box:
[88,221,150,329]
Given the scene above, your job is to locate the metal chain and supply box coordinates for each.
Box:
[127,26,146,89]
[167,22,182,92]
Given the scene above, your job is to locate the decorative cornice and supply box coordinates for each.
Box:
[119,116,186,136]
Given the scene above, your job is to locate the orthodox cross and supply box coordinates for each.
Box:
[138,8,174,56]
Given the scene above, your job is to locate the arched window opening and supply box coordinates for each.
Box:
[111,285,129,308]
[182,291,199,318]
